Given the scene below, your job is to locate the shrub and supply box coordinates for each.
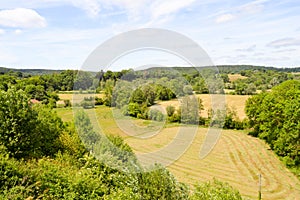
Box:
[148,109,165,122]
[95,97,104,105]
[64,99,72,107]
[137,164,189,200]
[166,105,175,117]
[0,88,64,159]
[191,179,243,200]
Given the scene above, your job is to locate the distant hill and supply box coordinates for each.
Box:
[140,65,300,74]
[1,65,300,76]
[0,67,63,76]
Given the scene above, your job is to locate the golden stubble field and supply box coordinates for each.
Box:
[158,94,250,119]
[58,93,104,104]
[56,96,300,200]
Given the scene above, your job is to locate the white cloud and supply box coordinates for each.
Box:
[0,8,46,28]
[105,0,148,21]
[150,0,195,20]
[215,14,235,23]
[213,0,267,24]
[70,0,101,18]
[239,1,264,14]
[267,38,300,48]
[0,0,196,24]
[0,29,5,35]
[14,29,23,35]
[236,45,256,52]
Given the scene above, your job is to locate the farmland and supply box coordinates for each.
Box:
[58,93,250,119]
[58,93,104,104]
[158,94,250,119]
[2,66,300,199]
[56,105,300,200]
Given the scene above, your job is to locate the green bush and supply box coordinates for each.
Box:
[0,88,64,159]
[191,179,243,200]
[137,164,189,200]
[166,105,175,117]
[95,97,104,105]
[148,109,165,121]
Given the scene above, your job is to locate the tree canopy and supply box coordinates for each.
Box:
[0,88,63,159]
[246,80,300,169]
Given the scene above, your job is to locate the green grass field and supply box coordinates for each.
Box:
[56,104,300,200]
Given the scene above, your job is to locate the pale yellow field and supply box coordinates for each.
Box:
[228,74,248,82]
[158,94,250,119]
[126,127,300,200]
[56,106,300,200]
[58,93,104,104]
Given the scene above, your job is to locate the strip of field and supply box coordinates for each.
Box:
[158,94,250,119]
[56,106,300,199]
[228,74,248,82]
[58,93,104,104]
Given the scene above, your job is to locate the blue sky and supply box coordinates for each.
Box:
[0,0,300,70]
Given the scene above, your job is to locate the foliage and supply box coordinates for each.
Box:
[148,109,165,121]
[190,179,243,200]
[64,99,72,107]
[59,123,87,159]
[137,164,189,200]
[0,88,63,159]
[180,96,203,124]
[166,105,175,117]
[80,97,95,109]
[74,71,94,90]
[74,110,100,151]
[155,84,175,100]
[222,107,247,130]
[246,80,300,169]
[95,97,104,105]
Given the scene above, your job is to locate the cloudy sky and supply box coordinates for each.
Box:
[0,0,299,70]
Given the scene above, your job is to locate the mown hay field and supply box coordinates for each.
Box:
[228,74,248,82]
[56,105,300,200]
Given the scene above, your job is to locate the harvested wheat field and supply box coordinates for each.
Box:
[56,106,300,200]
[158,94,250,119]
[123,126,300,199]
[58,93,104,104]
[228,74,248,82]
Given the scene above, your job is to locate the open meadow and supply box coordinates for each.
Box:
[56,104,300,200]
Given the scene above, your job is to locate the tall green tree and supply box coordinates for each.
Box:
[246,80,300,168]
[0,88,63,159]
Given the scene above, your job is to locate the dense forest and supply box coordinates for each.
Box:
[0,65,299,198]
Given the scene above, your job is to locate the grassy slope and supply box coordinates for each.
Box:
[56,105,300,200]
